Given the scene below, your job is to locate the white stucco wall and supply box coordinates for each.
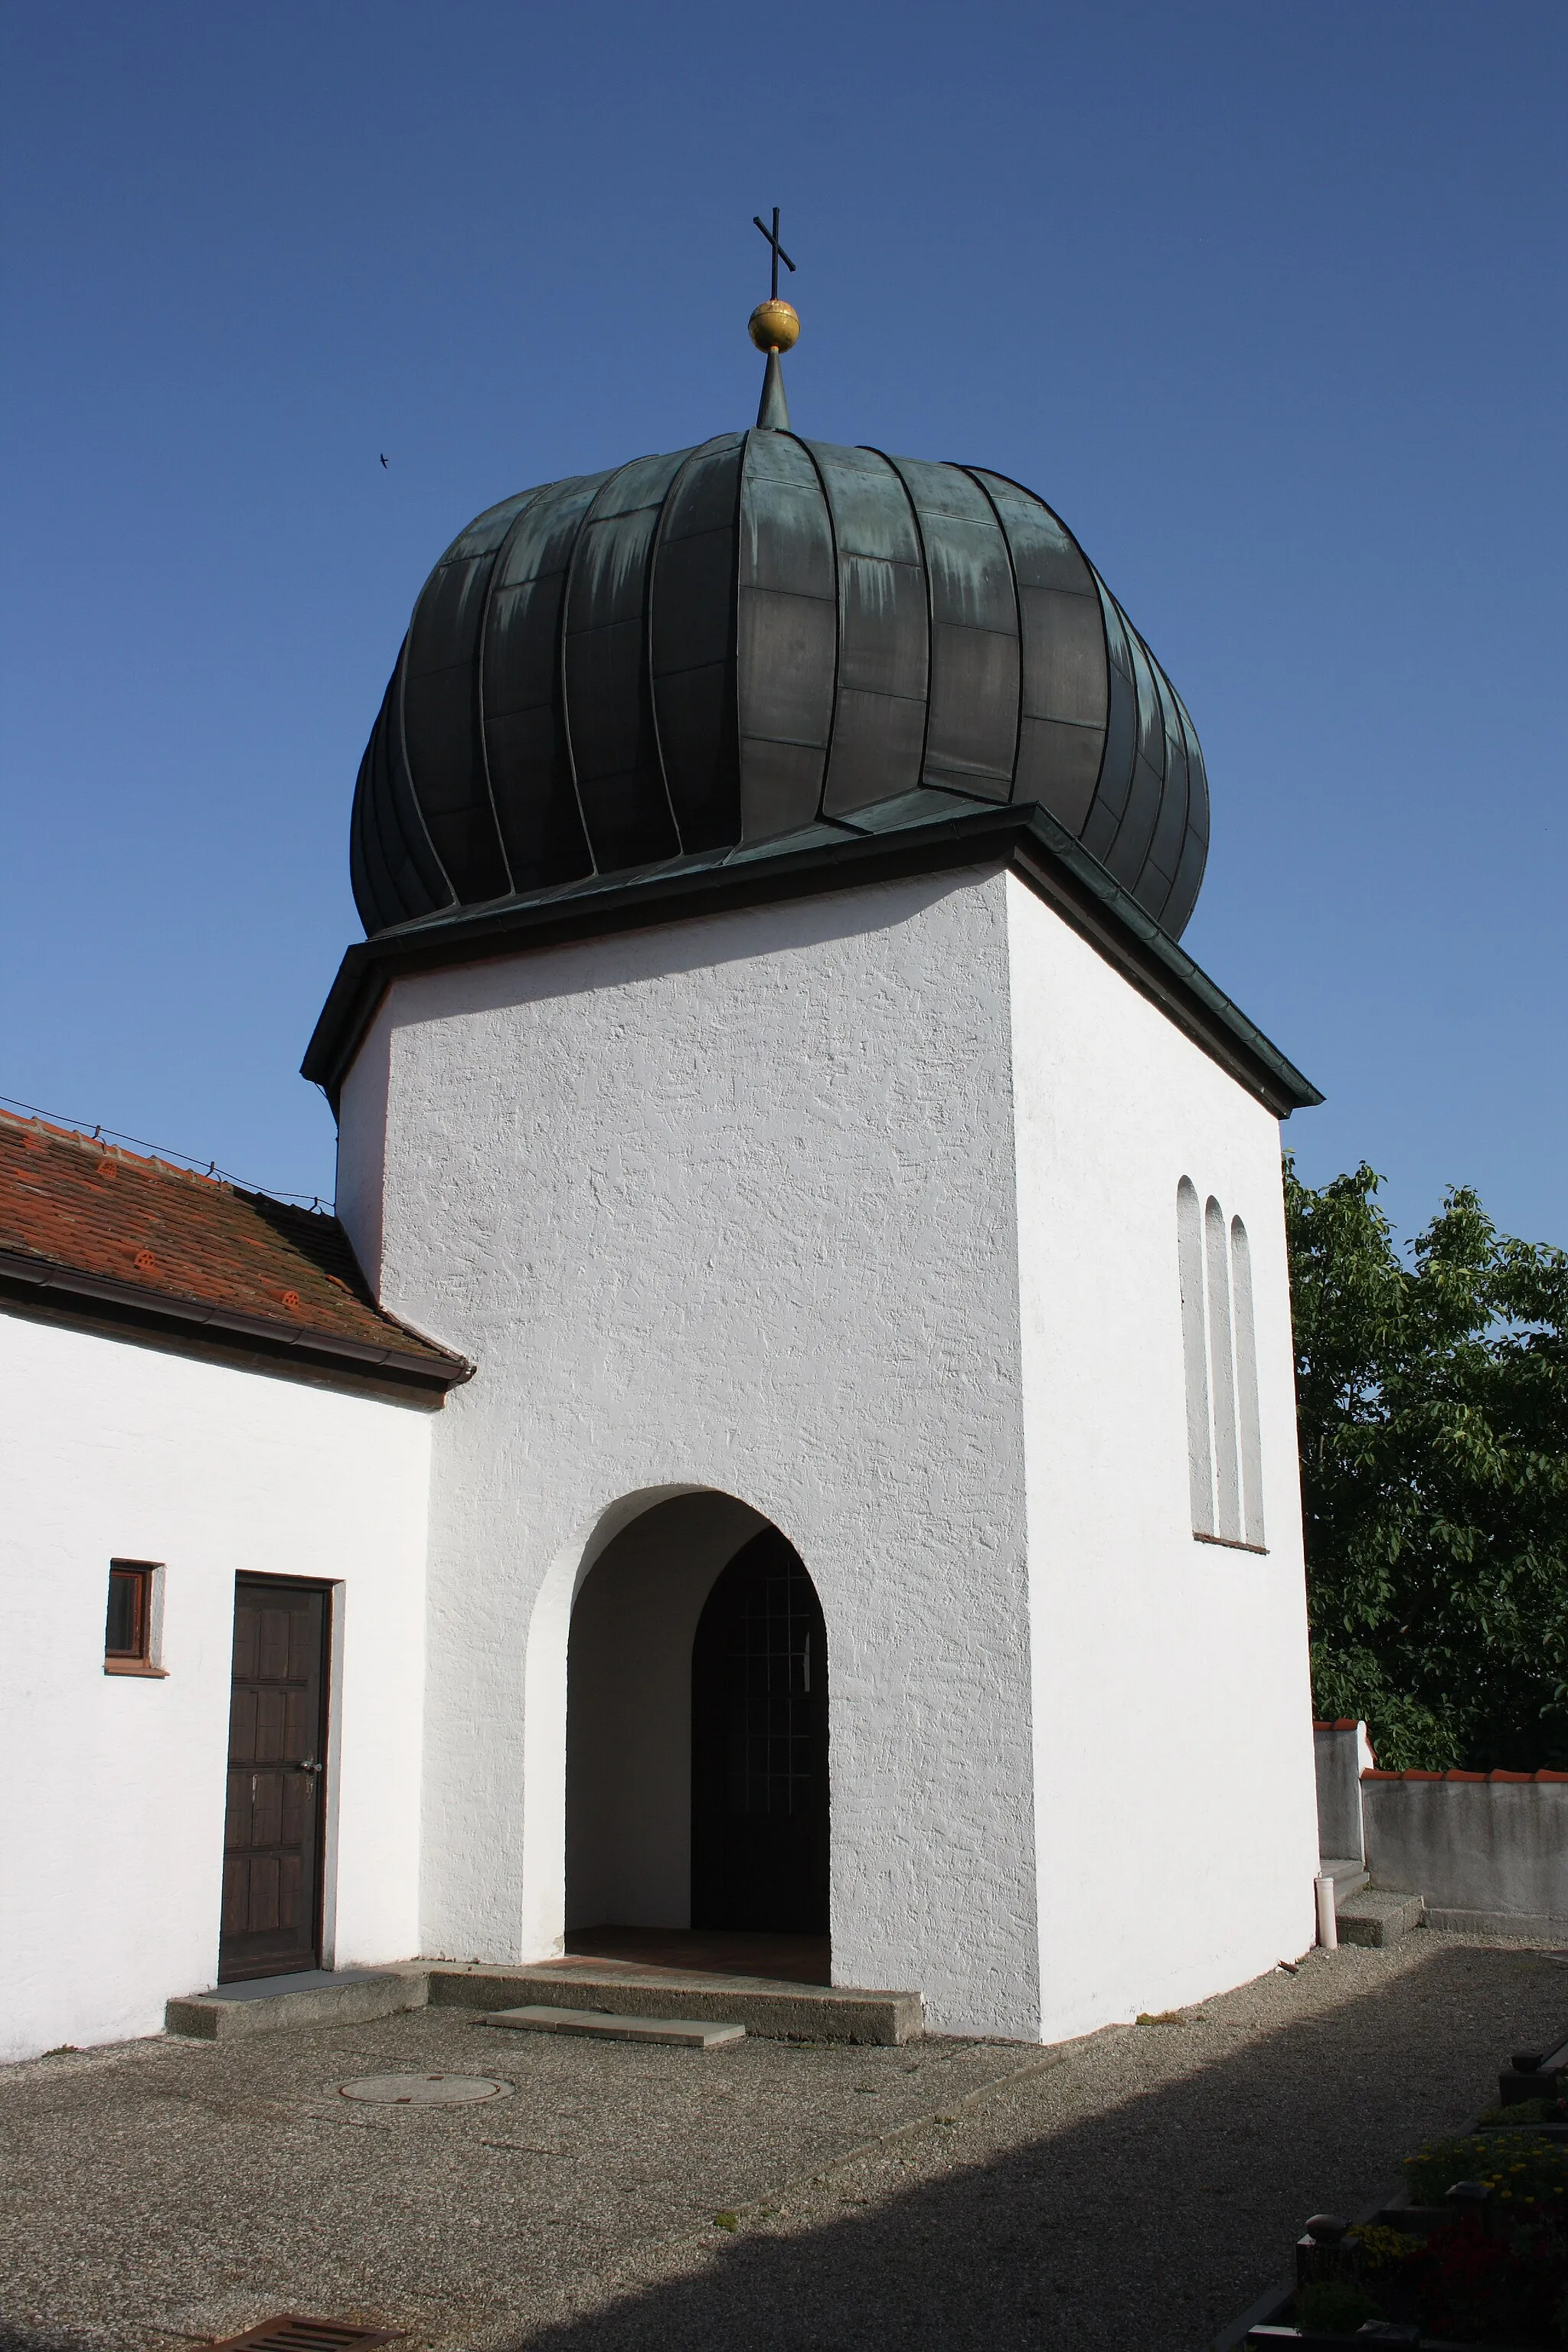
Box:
[336,860,1318,2040]
[339,872,1042,2036]
[0,1313,432,2062]
[1006,874,1320,2037]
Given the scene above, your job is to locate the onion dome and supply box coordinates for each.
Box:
[351,429,1210,946]
[311,267,1321,1120]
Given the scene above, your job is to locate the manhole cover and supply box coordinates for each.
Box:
[338,2073,510,2105]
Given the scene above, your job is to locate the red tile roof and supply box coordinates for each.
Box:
[0,1110,467,1391]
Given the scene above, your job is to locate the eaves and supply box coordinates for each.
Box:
[0,1246,472,1403]
[302,802,1322,1122]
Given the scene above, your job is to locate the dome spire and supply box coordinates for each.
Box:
[749,207,799,431]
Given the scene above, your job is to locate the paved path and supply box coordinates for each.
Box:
[2,1935,1565,2351]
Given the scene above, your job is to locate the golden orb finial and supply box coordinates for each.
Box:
[749,298,799,355]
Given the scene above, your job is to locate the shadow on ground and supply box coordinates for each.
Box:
[496,1942,1566,2352]
[2,1939,1563,2352]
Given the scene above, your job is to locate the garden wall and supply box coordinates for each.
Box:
[1360,1769,1568,1935]
[1315,1721,1568,1934]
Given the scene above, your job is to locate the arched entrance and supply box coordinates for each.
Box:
[563,1494,829,1962]
[691,1528,828,1934]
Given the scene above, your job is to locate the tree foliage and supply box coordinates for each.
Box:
[1285,1159,1568,1770]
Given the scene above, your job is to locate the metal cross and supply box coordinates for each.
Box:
[753,207,796,301]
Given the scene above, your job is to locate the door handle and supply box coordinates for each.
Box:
[294,1759,324,1775]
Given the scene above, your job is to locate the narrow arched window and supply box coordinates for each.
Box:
[1176,1178,1214,1536]
[1178,1180,1267,1552]
[1230,1216,1266,1547]
[1205,1196,1242,1543]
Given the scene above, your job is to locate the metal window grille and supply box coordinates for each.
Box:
[726,1562,815,1817]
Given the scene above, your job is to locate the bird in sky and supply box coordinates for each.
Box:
[380,453,388,469]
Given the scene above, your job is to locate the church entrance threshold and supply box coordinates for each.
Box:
[563,1924,830,1987]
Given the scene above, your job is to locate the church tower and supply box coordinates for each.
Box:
[311,250,1322,2040]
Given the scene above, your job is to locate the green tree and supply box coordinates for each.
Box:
[1285,1158,1568,1770]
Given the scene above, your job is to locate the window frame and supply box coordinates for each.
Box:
[1178,1181,1269,1556]
[104,1560,168,1677]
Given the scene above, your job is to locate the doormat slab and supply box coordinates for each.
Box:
[482,2003,745,2048]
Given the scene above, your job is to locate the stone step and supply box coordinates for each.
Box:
[481,2004,745,2050]
[165,1959,923,2047]
[426,1962,921,2046]
[165,1968,427,2040]
[1335,1886,1426,1948]
[1318,1856,1369,1896]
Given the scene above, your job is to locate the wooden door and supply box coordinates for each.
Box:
[218,1579,329,1982]
[691,1530,829,1933]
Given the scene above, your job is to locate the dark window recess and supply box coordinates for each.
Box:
[106,1563,155,1660]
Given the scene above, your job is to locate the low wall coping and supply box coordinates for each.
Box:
[1362,1768,1568,1783]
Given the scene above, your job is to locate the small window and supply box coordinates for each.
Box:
[105,1561,166,1675]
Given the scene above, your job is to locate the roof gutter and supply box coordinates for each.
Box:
[0,1246,472,1395]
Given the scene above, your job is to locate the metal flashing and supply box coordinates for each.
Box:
[303,801,1319,1119]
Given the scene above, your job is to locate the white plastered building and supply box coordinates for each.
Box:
[1,387,1323,2060]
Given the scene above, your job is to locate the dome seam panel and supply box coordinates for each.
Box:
[470,488,550,900]
[786,433,847,833]
[645,441,724,859]
[392,635,459,916]
[959,465,1027,805]
[1131,646,1192,927]
[862,448,938,810]
[554,468,617,878]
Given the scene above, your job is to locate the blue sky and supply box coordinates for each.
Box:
[3,2,1563,1244]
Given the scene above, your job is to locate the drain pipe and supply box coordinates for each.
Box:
[1315,1873,1339,1950]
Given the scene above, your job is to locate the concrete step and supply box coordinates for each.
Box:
[165,1959,923,2047]
[481,2004,745,2050]
[1335,1886,1426,1948]
[427,1962,921,2045]
[165,1968,427,2040]
[1319,1856,1369,1896]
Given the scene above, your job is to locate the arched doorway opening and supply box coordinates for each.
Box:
[564,1492,829,1971]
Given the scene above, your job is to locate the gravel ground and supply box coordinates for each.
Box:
[2,1932,1565,2352]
